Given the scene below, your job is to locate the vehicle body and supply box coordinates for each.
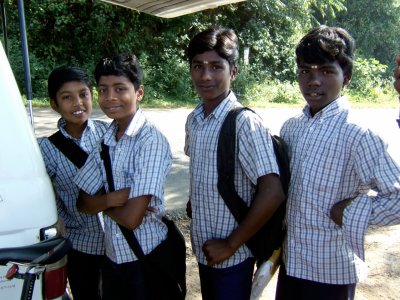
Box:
[0,41,71,300]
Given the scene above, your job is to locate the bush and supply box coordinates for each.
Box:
[233,65,303,106]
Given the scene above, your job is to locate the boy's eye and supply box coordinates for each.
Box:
[62,95,72,100]
[98,88,105,94]
[80,92,90,98]
[299,69,308,74]
[192,64,202,70]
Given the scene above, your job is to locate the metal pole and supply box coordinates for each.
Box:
[0,0,8,56]
[17,0,34,127]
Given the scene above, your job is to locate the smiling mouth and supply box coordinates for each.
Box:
[72,110,85,115]
[307,92,323,97]
[104,105,121,111]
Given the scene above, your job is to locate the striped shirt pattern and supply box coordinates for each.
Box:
[185,92,279,268]
[38,118,109,254]
[280,96,400,284]
[74,109,172,264]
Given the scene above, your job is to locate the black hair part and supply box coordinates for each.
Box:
[94,53,143,90]
[47,66,93,100]
[295,25,355,75]
[186,27,239,69]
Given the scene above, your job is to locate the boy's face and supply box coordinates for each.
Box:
[190,50,237,104]
[97,75,144,128]
[51,81,92,126]
[297,60,350,115]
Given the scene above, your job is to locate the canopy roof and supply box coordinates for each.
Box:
[101,0,245,18]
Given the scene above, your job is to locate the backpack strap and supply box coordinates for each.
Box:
[48,131,88,168]
[100,142,146,260]
[217,107,254,223]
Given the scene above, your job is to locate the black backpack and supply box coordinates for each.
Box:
[217,107,290,262]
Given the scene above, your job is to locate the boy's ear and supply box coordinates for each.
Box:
[343,72,352,87]
[136,85,145,102]
[50,99,59,112]
[230,66,238,81]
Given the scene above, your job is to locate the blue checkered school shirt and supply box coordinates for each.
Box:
[38,118,109,255]
[184,92,279,268]
[74,109,172,264]
[280,96,400,284]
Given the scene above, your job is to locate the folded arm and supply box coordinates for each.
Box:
[77,188,130,214]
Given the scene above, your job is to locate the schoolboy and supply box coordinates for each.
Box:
[394,54,400,127]
[184,27,285,299]
[74,53,172,299]
[395,55,400,95]
[38,66,109,300]
[276,25,400,300]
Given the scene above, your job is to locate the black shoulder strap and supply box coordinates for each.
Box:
[48,131,88,168]
[217,107,253,223]
[100,142,146,260]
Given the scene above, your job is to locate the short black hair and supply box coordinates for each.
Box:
[186,27,239,69]
[295,25,355,76]
[47,66,93,100]
[94,53,143,90]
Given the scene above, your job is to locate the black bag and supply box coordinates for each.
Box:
[100,143,186,300]
[217,107,290,262]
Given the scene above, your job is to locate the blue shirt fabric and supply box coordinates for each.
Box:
[38,118,109,255]
[184,92,279,268]
[74,109,172,264]
[280,96,400,284]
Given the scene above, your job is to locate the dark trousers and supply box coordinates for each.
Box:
[275,264,356,300]
[101,257,148,300]
[198,257,255,300]
[67,249,104,300]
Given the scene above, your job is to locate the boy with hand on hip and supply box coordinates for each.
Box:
[394,54,400,94]
[276,25,400,300]
[74,53,172,300]
[394,55,400,127]
[38,66,109,300]
[184,27,285,300]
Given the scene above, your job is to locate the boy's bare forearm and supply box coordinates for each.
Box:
[104,194,151,230]
[77,188,130,214]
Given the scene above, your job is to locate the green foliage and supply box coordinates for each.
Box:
[350,56,390,97]
[233,65,303,106]
[2,0,399,106]
[330,0,400,74]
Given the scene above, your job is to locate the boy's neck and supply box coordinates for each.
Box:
[65,121,87,139]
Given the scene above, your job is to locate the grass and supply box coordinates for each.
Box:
[24,86,399,110]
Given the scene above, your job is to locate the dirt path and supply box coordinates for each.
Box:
[168,210,400,300]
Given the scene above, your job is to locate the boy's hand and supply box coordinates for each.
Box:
[145,206,158,216]
[394,55,400,95]
[202,238,237,266]
[330,198,354,226]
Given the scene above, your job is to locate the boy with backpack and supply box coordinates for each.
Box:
[276,25,400,300]
[38,66,109,300]
[74,53,177,299]
[184,27,285,299]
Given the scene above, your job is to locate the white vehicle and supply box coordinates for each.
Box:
[0,40,71,300]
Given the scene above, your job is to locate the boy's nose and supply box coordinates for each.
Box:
[200,67,212,80]
[308,72,321,86]
[73,96,83,105]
